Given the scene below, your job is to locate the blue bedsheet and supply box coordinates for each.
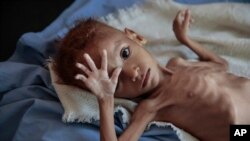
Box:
[0,0,249,141]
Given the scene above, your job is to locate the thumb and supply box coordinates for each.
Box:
[111,67,122,84]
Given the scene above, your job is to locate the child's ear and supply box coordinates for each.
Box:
[124,28,147,46]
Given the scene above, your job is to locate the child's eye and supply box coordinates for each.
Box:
[120,47,131,60]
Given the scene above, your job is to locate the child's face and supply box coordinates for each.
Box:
[88,26,164,99]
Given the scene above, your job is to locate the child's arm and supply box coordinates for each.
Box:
[75,50,155,141]
[173,9,228,70]
[98,97,116,141]
[75,50,120,141]
[119,100,157,141]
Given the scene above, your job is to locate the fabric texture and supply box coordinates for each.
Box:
[1,0,250,141]
[0,0,180,141]
[49,0,250,141]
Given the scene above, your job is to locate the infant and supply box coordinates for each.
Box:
[53,9,250,141]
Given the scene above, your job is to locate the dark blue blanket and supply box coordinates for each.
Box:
[1,0,249,141]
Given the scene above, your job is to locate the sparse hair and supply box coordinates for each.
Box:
[53,18,109,90]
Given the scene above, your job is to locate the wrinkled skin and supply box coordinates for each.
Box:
[75,9,250,141]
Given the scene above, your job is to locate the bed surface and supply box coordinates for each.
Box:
[0,0,249,141]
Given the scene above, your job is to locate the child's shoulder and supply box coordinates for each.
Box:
[166,57,187,67]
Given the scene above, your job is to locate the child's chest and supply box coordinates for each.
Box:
[153,66,233,120]
[166,66,223,101]
[150,65,239,112]
[154,68,235,140]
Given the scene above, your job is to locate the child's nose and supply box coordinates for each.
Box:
[130,66,141,82]
[121,65,142,82]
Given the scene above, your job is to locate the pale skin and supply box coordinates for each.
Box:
[75,9,250,141]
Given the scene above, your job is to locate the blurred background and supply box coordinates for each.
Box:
[1,0,249,62]
[0,0,73,61]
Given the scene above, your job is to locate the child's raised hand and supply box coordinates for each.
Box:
[75,50,122,100]
[173,9,193,44]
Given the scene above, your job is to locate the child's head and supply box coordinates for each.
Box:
[53,19,164,99]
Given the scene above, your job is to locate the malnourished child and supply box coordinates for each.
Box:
[53,9,250,141]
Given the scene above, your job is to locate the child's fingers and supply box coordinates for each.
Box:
[184,9,191,28]
[75,74,94,90]
[111,67,122,84]
[84,53,98,72]
[76,62,91,75]
[180,10,185,17]
[174,10,182,25]
[101,49,108,71]
[75,74,87,82]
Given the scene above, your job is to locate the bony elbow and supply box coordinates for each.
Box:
[131,100,157,121]
[221,60,229,70]
[139,99,158,113]
[216,58,228,70]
